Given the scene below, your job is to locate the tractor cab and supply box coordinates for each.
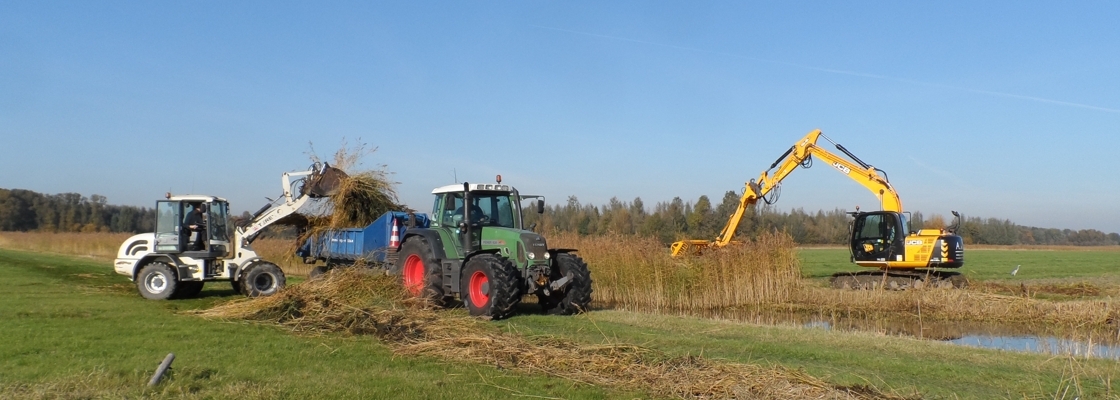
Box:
[153,195,232,258]
[428,177,549,268]
[433,186,520,229]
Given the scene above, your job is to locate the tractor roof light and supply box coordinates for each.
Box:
[472,184,510,192]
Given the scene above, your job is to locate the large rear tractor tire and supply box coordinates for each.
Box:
[460,254,521,320]
[240,262,286,297]
[395,237,448,306]
[174,281,205,299]
[538,253,593,315]
[136,262,178,300]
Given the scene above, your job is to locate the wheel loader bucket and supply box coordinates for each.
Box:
[302,164,349,198]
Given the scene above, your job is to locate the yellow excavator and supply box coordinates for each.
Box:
[671,129,965,289]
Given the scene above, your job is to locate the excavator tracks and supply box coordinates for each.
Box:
[830,270,967,290]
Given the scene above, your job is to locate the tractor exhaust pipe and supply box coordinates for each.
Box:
[461,182,474,253]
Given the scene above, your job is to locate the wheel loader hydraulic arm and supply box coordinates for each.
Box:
[237,163,347,243]
[670,129,902,256]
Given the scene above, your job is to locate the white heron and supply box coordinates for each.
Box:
[1011,265,1020,276]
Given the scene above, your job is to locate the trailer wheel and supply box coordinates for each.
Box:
[396,237,447,306]
[137,262,178,300]
[460,254,521,320]
[538,253,593,315]
[240,262,286,297]
[309,266,329,280]
[174,281,205,299]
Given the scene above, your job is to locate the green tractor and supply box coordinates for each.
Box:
[392,178,592,320]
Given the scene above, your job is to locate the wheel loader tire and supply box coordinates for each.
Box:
[174,281,205,299]
[460,254,521,320]
[396,237,447,306]
[136,262,178,300]
[230,279,242,295]
[309,266,329,280]
[537,253,593,315]
[240,262,286,297]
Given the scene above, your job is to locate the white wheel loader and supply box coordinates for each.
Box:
[112,163,347,300]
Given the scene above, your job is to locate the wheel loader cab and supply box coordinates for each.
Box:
[153,197,231,258]
[850,211,907,262]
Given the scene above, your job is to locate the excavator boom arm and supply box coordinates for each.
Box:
[672,129,902,256]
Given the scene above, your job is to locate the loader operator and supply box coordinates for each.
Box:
[183,203,206,251]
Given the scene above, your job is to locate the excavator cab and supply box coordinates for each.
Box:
[849,211,906,263]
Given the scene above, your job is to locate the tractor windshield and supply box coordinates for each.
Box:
[439,191,519,228]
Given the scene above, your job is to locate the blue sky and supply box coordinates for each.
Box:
[2,1,1118,233]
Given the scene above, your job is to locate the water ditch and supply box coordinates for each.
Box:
[696,308,1120,360]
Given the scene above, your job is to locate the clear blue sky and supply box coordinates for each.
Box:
[2,1,1118,233]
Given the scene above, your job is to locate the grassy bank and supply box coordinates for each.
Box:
[504,310,1120,399]
[2,247,1119,398]
[0,249,640,399]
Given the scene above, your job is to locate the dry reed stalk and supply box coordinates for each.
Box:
[292,143,402,262]
[785,287,1120,330]
[0,232,133,261]
[547,231,803,312]
[195,270,901,400]
[548,232,1120,333]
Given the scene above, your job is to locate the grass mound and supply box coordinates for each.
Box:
[196,270,902,399]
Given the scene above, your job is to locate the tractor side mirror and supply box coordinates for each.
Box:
[536,199,544,214]
[529,222,537,232]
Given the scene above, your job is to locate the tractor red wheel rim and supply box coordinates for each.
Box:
[468,270,490,308]
[402,254,424,295]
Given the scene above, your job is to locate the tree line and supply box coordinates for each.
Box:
[3,186,1118,247]
[523,191,1120,247]
[0,189,155,233]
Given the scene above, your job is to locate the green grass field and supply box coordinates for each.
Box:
[3,247,1119,399]
[799,247,1120,282]
[0,249,642,399]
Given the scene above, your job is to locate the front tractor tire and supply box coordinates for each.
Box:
[538,253,593,315]
[240,262,286,297]
[395,237,447,306]
[460,254,521,320]
[136,262,178,300]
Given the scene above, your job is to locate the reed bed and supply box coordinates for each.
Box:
[195,269,897,400]
[785,286,1120,331]
[548,231,803,313]
[0,232,132,262]
[549,231,1120,333]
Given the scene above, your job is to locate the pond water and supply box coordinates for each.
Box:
[947,335,1120,360]
[697,308,1120,360]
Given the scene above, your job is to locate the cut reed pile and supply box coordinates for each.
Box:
[195,270,900,400]
[304,140,401,230]
[547,231,803,312]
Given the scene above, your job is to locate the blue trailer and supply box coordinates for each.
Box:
[297,211,430,271]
